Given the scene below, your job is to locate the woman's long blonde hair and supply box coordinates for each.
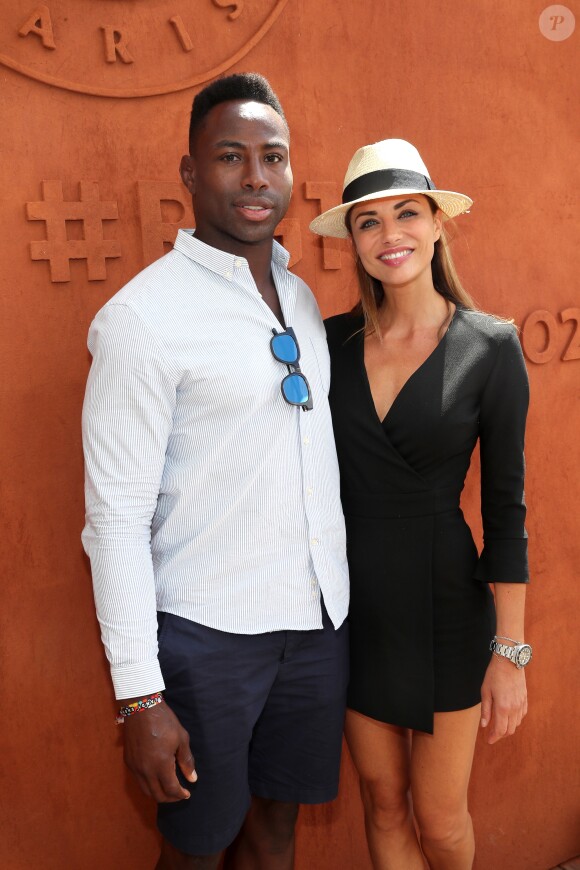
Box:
[347,202,477,336]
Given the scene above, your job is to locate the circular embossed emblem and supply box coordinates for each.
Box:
[0,0,290,98]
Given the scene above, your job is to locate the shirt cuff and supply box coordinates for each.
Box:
[474,538,529,584]
[111,659,166,701]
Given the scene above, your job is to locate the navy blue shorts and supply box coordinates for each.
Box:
[156,605,349,856]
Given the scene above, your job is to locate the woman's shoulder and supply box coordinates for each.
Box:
[324,310,364,349]
[454,306,520,350]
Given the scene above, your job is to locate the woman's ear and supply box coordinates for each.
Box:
[433,211,443,242]
[180,155,196,195]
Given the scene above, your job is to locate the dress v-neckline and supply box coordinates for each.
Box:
[360,306,460,429]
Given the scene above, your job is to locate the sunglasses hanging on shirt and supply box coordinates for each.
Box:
[270,327,313,411]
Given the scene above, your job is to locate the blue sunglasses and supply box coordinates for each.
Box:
[270,328,313,411]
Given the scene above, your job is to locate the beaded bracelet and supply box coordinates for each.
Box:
[115,691,164,725]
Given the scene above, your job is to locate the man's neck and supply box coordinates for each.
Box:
[244,245,283,323]
[244,244,276,295]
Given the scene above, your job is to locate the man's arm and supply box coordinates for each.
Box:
[82,301,195,799]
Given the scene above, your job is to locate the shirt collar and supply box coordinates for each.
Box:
[174,229,291,274]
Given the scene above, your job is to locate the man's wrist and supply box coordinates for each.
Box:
[116,691,164,725]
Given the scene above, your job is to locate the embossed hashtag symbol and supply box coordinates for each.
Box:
[26,180,121,282]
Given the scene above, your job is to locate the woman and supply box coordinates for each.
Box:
[310,140,531,870]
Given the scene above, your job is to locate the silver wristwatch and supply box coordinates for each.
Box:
[490,636,532,669]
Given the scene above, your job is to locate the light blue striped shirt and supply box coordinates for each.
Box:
[82,230,349,699]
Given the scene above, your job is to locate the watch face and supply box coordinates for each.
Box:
[516,645,532,667]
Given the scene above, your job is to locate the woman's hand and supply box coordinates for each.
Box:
[480,654,528,744]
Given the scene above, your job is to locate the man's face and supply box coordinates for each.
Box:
[180,100,292,253]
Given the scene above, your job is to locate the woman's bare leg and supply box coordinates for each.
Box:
[411,706,481,870]
[345,709,425,870]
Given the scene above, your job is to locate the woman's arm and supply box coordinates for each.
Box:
[480,583,527,743]
[475,323,531,742]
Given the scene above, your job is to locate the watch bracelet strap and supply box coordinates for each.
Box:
[491,639,517,661]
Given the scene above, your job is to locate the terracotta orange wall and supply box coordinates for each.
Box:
[1,2,578,868]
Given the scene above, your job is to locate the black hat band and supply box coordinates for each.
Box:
[342,168,436,205]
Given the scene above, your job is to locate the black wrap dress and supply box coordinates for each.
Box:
[325,307,529,734]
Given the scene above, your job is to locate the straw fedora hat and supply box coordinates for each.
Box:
[309,139,473,239]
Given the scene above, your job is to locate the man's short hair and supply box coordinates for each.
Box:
[189,72,287,149]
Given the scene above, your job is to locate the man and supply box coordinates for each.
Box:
[82,73,349,869]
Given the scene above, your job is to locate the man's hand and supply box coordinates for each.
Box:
[480,655,528,745]
[122,700,197,802]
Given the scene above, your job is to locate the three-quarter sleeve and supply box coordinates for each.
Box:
[474,324,530,584]
[82,302,178,698]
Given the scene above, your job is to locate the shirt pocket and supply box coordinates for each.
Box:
[307,337,331,395]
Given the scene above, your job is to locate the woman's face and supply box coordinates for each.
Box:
[349,194,442,291]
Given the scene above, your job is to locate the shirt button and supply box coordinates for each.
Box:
[224,271,232,280]
[311,579,317,588]
[303,436,310,445]
[306,487,313,496]
[234,259,244,268]
[311,537,319,547]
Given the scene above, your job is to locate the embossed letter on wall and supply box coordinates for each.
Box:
[18,5,56,49]
[138,182,194,265]
[305,182,342,270]
[101,26,134,65]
